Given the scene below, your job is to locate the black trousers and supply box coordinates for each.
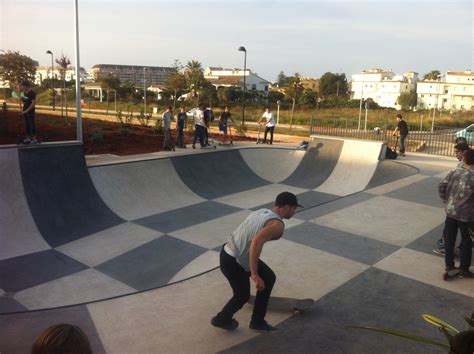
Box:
[192,125,205,147]
[216,246,275,323]
[24,113,36,135]
[399,134,407,154]
[445,217,472,271]
[263,126,274,144]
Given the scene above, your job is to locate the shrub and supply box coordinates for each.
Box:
[91,129,103,144]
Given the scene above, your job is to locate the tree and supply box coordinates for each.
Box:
[319,72,348,97]
[397,92,417,110]
[185,60,204,104]
[0,50,36,94]
[97,74,121,113]
[55,54,71,117]
[164,60,188,110]
[276,71,289,86]
[284,74,304,130]
[423,70,441,80]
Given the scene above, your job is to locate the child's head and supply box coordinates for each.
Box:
[463,149,474,166]
[32,324,92,354]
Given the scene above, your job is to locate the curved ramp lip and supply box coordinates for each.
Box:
[0,266,220,316]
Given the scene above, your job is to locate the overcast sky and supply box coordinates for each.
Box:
[1,0,472,82]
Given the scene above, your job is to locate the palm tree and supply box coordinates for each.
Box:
[185,60,204,105]
[55,54,71,118]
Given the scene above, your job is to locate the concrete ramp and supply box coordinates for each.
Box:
[281,138,343,189]
[315,138,383,196]
[0,149,50,260]
[171,150,270,199]
[18,144,124,247]
[89,159,206,221]
[239,148,305,183]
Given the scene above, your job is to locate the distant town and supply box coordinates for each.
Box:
[0,53,473,112]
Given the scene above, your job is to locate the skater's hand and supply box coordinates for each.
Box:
[251,273,265,291]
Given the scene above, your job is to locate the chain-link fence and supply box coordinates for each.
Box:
[309,117,472,157]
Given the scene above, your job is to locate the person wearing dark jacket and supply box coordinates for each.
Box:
[392,114,408,156]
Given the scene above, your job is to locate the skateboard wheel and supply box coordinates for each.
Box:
[443,272,448,281]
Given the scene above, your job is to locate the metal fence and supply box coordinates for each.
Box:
[309,118,471,157]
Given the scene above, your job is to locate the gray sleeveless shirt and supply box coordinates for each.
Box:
[224,208,282,271]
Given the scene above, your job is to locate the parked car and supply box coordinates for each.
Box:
[455,124,474,144]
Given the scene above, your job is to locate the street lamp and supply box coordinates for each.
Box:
[276,100,281,126]
[46,50,55,111]
[238,46,247,125]
[431,74,442,133]
[358,70,365,130]
[0,49,5,103]
[143,67,147,115]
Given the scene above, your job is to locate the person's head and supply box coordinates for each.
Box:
[455,136,468,144]
[454,142,470,161]
[31,324,92,354]
[396,114,402,121]
[224,106,229,112]
[265,107,270,113]
[463,149,474,167]
[198,103,204,110]
[273,192,303,219]
[180,106,185,112]
[167,106,172,112]
[20,80,31,91]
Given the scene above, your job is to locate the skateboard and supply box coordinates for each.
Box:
[248,295,314,314]
[443,268,460,281]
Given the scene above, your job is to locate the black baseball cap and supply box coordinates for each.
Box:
[275,192,303,208]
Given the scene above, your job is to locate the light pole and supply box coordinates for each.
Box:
[46,50,55,111]
[0,49,5,103]
[238,46,247,125]
[143,67,147,115]
[358,70,365,130]
[431,74,442,133]
[74,0,83,141]
[276,100,281,126]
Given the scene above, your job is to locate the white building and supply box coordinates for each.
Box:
[204,67,270,93]
[35,66,88,85]
[350,69,418,110]
[417,71,474,111]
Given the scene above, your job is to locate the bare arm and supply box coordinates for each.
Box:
[21,99,35,115]
[249,219,284,291]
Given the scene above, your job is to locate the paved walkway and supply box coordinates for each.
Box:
[0,139,472,353]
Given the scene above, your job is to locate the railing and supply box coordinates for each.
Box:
[309,117,471,157]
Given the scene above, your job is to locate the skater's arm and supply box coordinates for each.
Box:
[438,170,454,202]
[21,99,35,115]
[249,220,284,291]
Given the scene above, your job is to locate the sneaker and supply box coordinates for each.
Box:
[249,320,279,332]
[445,265,457,272]
[211,316,239,331]
[31,139,39,145]
[458,270,474,278]
[22,138,31,144]
[433,248,446,256]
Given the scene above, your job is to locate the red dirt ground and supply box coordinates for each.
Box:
[0,111,256,156]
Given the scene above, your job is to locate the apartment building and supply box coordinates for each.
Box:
[417,71,474,111]
[34,66,88,85]
[204,67,270,92]
[89,64,174,86]
[350,69,417,110]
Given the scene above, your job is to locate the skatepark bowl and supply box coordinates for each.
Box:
[1,136,473,353]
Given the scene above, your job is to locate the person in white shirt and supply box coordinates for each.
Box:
[258,107,276,144]
[162,106,173,150]
[192,104,206,148]
[211,192,303,332]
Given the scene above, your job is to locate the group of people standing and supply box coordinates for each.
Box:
[161,104,236,150]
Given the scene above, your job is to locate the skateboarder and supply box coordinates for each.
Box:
[19,80,38,144]
[219,106,235,144]
[434,142,471,256]
[162,106,174,151]
[392,114,408,156]
[438,149,474,278]
[258,107,276,144]
[211,192,303,332]
[176,106,187,148]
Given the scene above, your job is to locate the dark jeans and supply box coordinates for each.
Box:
[399,134,407,154]
[216,246,275,324]
[24,113,36,135]
[445,217,472,271]
[263,126,274,144]
[193,125,205,147]
[176,128,184,147]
